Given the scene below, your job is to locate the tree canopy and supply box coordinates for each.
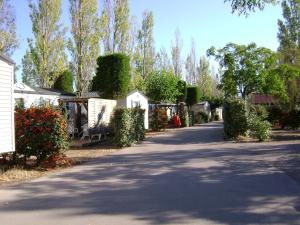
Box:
[207,42,277,99]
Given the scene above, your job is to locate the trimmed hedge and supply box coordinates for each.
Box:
[110,107,145,147]
[91,54,131,99]
[53,70,73,93]
[177,80,187,102]
[15,106,69,162]
[223,98,248,139]
[186,86,200,107]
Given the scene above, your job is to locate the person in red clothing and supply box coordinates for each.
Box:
[173,113,181,128]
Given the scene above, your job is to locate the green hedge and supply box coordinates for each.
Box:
[223,98,248,139]
[53,70,73,93]
[91,54,130,99]
[186,86,200,107]
[110,108,145,147]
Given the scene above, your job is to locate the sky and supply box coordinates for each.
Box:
[11,0,283,81]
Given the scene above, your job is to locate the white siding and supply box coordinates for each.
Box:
[123,91,149,130]
[0,59,15,153]
[88,98,117,128]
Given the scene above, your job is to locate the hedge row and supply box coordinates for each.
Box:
[223,98,272,141]
[110,107,145,147]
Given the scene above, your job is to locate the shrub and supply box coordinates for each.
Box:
[177,80,187,102]
[110,107,145,147]
[189,111,195,126]
[281,110,300,129]
[223,98,248,139]
[53,70,73,93]
[15,106,69,162]
[150,108,168,131]
[248,112,272,141]
[91,54,131,99]
[196,111,209,123]
[214,114,220,121]
[186,86,200,108]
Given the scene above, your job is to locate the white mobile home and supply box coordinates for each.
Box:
[0,54,15,153]
[118,90,149,129]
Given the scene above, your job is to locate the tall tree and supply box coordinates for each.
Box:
[0,0,18,56]
[137,10,155,78]
[185,39,197,85]
[155,47,172,73]
[171,28,183,78]
[207,43,277,99]
[101,0,130,54]
[277,0,300,109]
[21,50,38,86]
[69,0,100,96]
[27,0,67,88]
[277,0,300,65]
[225,0,276,15]
[197,56,214,98]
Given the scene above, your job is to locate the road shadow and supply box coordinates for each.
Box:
[1,139,300,224]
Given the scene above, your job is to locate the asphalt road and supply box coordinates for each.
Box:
[1,122,300,225]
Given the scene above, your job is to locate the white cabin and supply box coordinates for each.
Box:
[118,90,149,129]
[0,54,15,153]
[14,83,75,108]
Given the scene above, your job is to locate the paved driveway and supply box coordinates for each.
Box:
[1,122,300,225]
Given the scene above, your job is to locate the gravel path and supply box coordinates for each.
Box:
[0,122,300,225]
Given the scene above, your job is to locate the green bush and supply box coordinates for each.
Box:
[186,86,200,108]
[281,110,300,130]
[189,111,195,126]
[177,80,187,102]
[223,98,248,139]
[151,108,168,131]
[196,111,209,123]
[91,54,131,99]
[248,112,272,141]
[214,114,220,121]
[53,70,73,93]
[110,107,145,147]
[15,106,69,162]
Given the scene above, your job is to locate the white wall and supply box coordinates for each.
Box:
[125,91,149,129]
[14,92,61,108]
[0,59,15,153]
[88,98,117,128]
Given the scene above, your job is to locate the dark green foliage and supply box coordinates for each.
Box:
[267,106,284,125]
[223,98,248,139]
[110,107,145,147]
[281,110,300,129]
[145,70,180,103]
[196,111,209,123]
[214,114,220,121]
[91,54,131,99]
[186,86,200,107]
[177,80,187,102]
[189,111,195,126]
[53,70,73,93]
[151,108,168,131]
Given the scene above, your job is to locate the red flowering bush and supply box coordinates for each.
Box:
[15,106,69,162]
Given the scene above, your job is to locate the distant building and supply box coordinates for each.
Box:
[14,83,75,108]
[251,93,278,105]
